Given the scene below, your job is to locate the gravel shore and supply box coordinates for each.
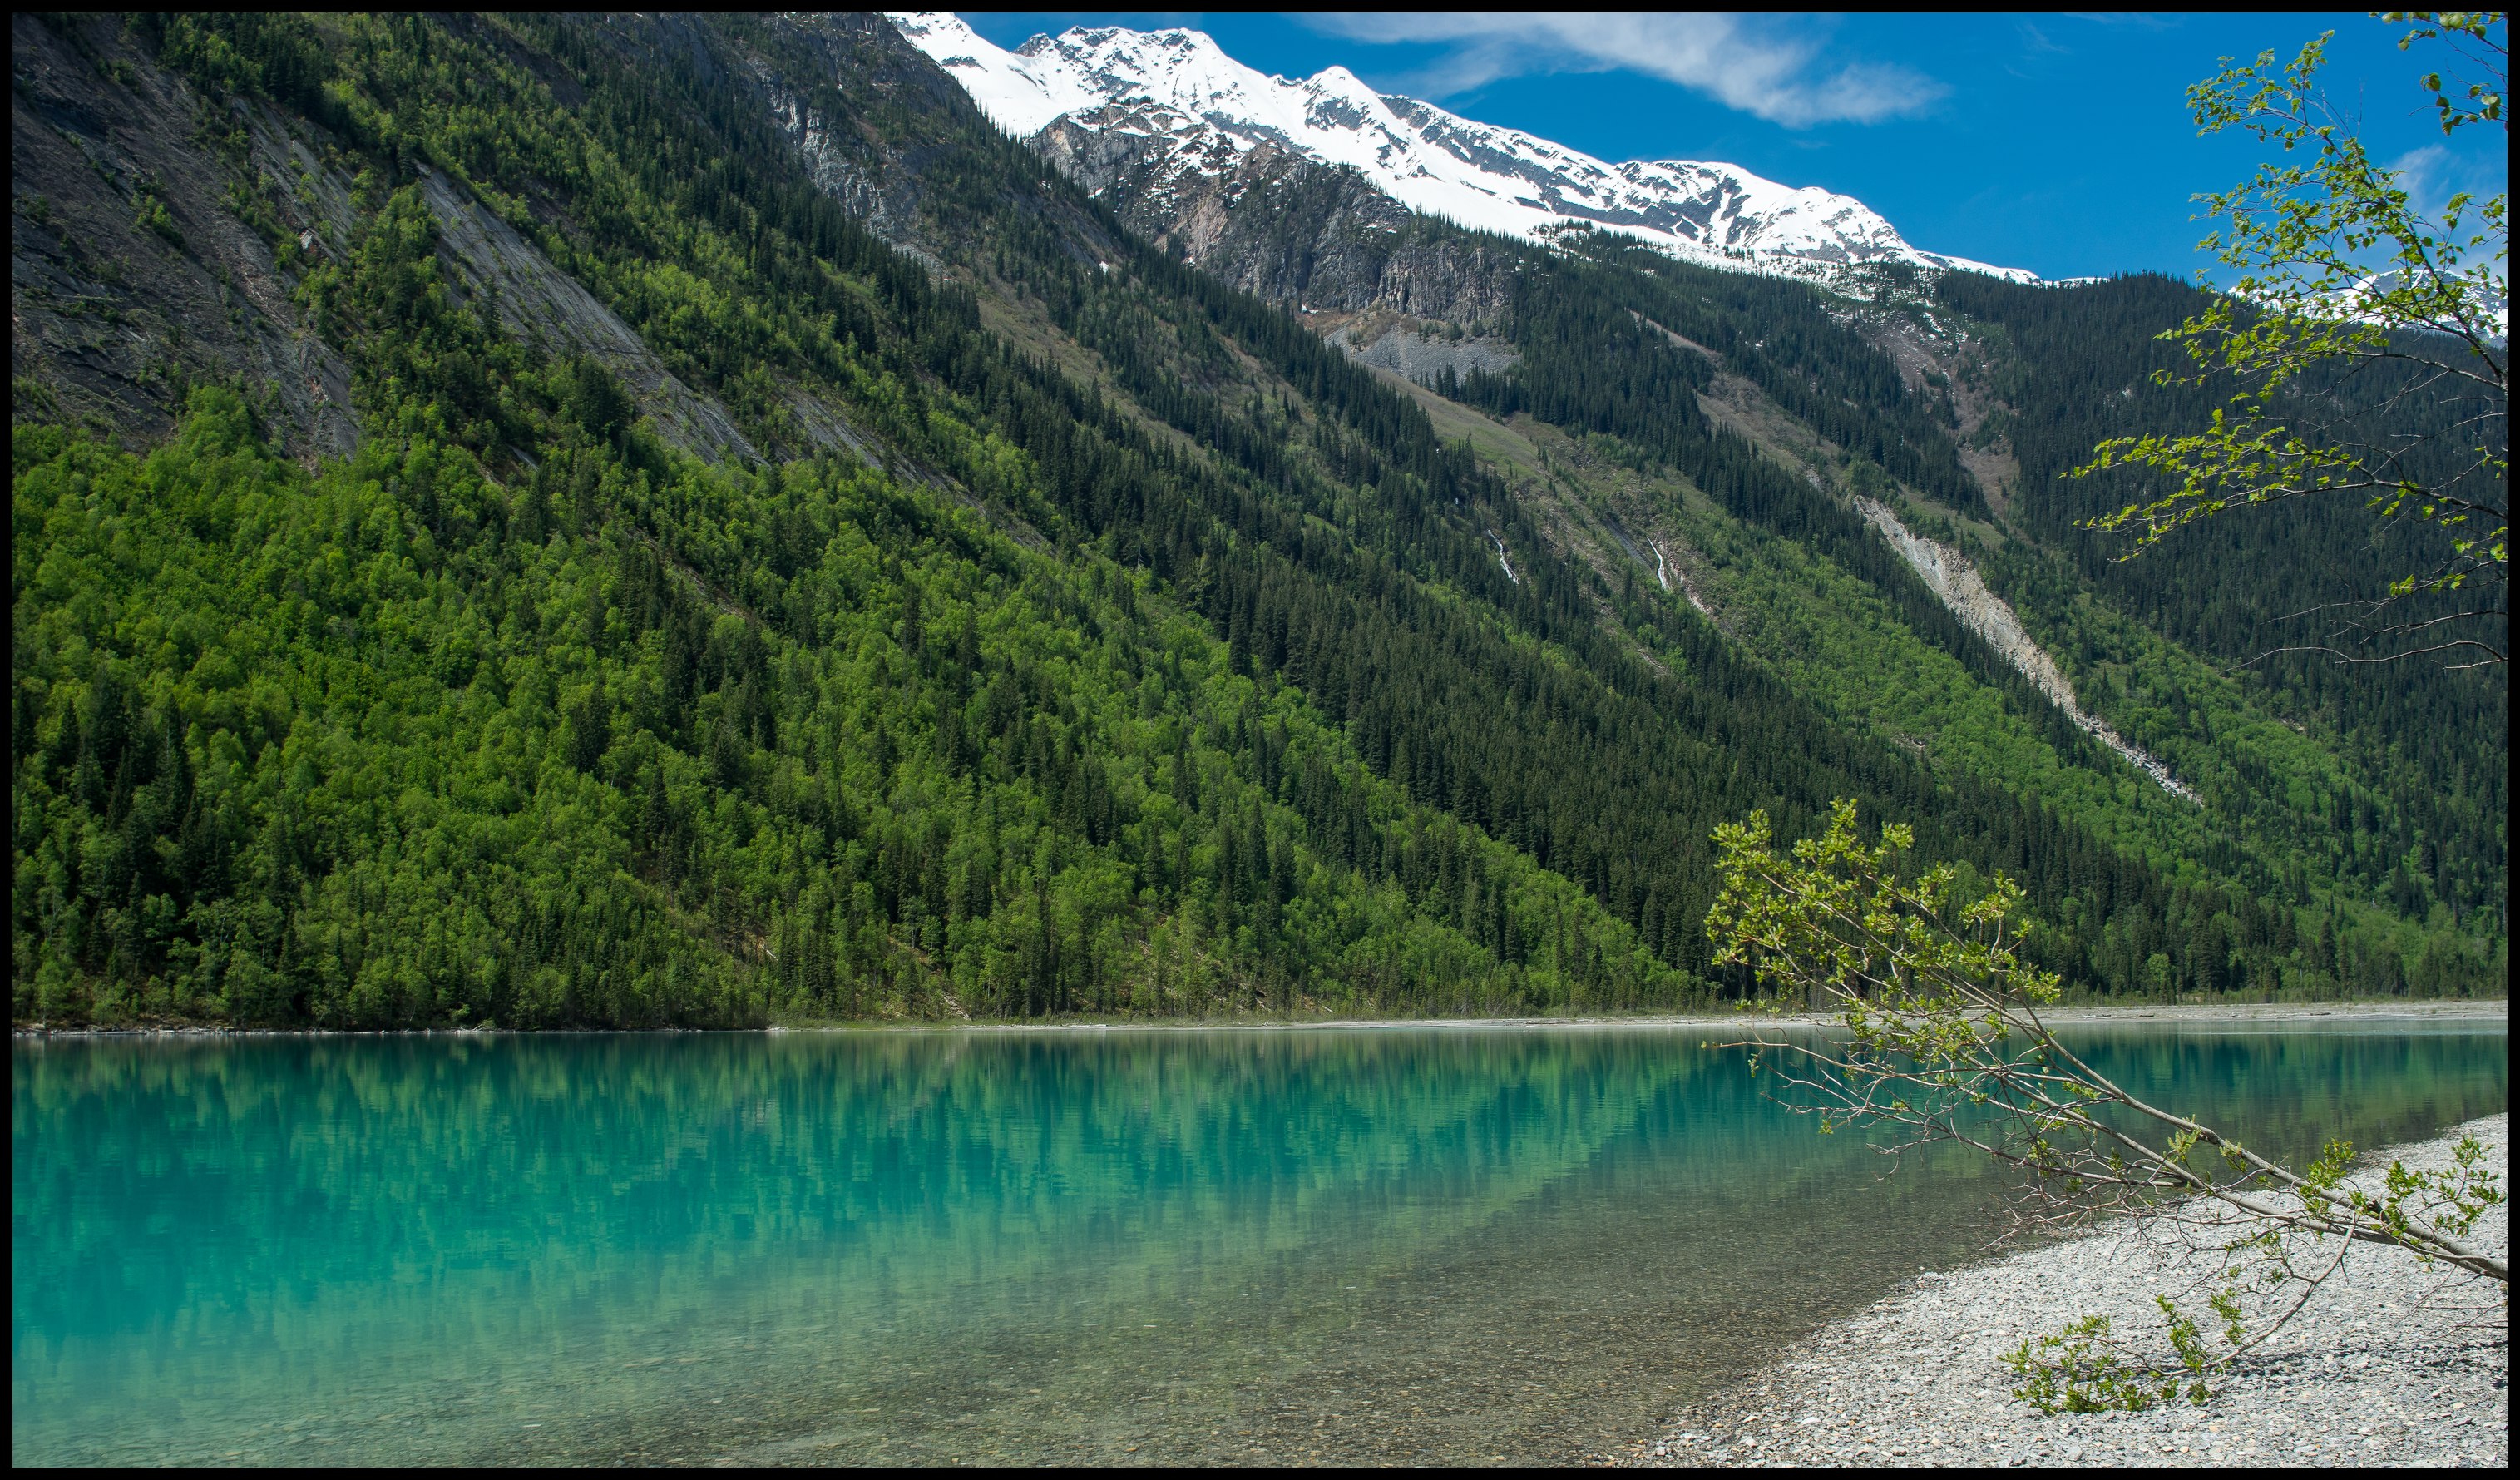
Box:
[20,997,2504,1037]
[1617,1114,2509,1468]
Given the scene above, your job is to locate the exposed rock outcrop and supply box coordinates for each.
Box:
[1325,319,1519,384]
[12,14,773,466]
[1033,115,1517,326]
[11,13,357,456]
[415,170,758,463]
[1855,497,2196,801]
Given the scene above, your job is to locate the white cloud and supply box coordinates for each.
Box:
[1297,13,1947,127]
[2388,144,2475,225]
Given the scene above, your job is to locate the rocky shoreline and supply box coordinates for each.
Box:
[1614,1114,2510,1468]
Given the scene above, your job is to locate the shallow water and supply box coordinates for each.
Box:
[11,1020,2505,1466]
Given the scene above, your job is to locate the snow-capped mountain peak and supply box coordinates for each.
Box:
[889,12,2034,285]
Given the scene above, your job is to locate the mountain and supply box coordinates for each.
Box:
[889,12,2035,285]
[11,13,2501,1029]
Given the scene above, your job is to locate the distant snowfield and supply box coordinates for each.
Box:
[889,12,2037,285]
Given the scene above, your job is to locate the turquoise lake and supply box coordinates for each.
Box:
[11,1021,2506,1466]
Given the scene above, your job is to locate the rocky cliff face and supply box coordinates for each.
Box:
[12,13,358,456]
[414,169,762,464]
[1032,113,1515,327]
[11,14,938,464]
[894,12,1534,329]
[758,12,966,265]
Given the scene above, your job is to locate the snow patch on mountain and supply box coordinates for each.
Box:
[890,12,2035,285]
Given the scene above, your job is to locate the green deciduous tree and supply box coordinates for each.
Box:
[2076,12,2508,668]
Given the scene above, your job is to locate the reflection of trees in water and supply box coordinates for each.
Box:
[18,1032,1725,1329]
[10,1029,2503,1463]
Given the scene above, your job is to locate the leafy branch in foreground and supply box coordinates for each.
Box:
[2072,13,2508,669]
[2001,1290,2246,1415]
[1705,800,2507,1411]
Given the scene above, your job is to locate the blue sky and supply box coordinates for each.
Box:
[949,12,2508,282]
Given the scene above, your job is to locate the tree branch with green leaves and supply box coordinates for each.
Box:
[2073,12,2507,669]
[1705,800,2506,1408]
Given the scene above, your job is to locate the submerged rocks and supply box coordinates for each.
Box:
[1617,1115,2510,1469]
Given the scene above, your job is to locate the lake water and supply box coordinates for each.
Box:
[12,1020,2506,1466]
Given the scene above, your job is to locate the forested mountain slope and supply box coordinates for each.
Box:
[906,15,2503,992]
[1934,272,2506,931]
[11,12,2501,1027]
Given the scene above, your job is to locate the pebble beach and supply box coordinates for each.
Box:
[1616,1112,2510,1468]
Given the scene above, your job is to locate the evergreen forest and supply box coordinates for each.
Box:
[11,12,2504,1027]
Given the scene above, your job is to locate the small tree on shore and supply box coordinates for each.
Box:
[1706,800,2505,1411]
